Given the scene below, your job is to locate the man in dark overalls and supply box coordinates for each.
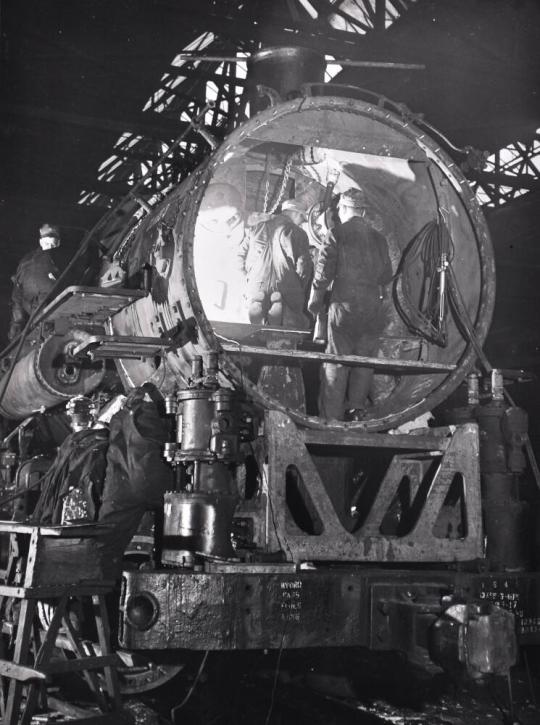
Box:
[240,199,312,329]
[8,223,61,340]
[308,188,393,420]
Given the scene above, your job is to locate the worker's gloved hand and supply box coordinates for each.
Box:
[307,288,325,317]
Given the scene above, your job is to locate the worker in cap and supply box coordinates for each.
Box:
[8,223,62,341]
[307,187,393,420]
[238,197,312,327]
[339,187,366,210]
[39,223,61,250]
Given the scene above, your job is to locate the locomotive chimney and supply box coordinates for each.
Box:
[248,46,325,114]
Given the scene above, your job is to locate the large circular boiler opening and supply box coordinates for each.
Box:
[188,95,494,431]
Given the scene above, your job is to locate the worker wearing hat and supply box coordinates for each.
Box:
[239,197,312,327]
[280,198,308,225]
[8,223,61,340]
[307,187,393,420]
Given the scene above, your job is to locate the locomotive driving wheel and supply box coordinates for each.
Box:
[37,600,183,695]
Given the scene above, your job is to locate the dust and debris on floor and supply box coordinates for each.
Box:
[29,648,540,724]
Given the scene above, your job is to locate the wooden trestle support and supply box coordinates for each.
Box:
[0,522,125,724]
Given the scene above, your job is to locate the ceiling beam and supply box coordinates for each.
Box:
[166,66,247,86]
[78,179,137,200]
[167,5,373,56]
[470,170,540,191]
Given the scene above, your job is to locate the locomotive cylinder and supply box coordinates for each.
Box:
[0,335,105,419]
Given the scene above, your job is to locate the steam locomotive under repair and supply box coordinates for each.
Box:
[0,50,538,712]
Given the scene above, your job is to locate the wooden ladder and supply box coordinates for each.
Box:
[0,522,125,724]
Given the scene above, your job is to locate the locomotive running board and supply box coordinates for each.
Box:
[264,410,482,562]
[33,285,146,329]
[72,330,455,374]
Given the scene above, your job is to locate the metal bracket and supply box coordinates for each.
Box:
[265,411,483,563]
[33,286,146,328]
[71,334,174,361]
[222,343,456,374]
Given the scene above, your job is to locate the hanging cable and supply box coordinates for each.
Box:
[264,155,294,215]
[170,650,209,721]
[393,219,454,346]
[261,153,272,213]
[264,628,287,725]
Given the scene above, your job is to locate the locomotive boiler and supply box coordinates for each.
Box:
[1,52,536,690]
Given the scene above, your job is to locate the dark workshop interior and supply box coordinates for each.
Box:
[0,1,540,723]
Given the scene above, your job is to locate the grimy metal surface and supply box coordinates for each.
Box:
[265,411,483,562]
[105,93,495,432]
[471,572,540,646]
[119,566,441,651]
[120,566,540,654]
[120,568,366,650]
[0,286,141,419]
[0,333,105,419]
[32,286,146,327]
[0,90,495,427]
[221,343,457,373]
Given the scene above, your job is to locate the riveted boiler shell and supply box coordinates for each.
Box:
[109,95,495,432]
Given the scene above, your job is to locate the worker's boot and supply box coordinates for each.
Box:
[247,293,267,323]
[267,292,283,326]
